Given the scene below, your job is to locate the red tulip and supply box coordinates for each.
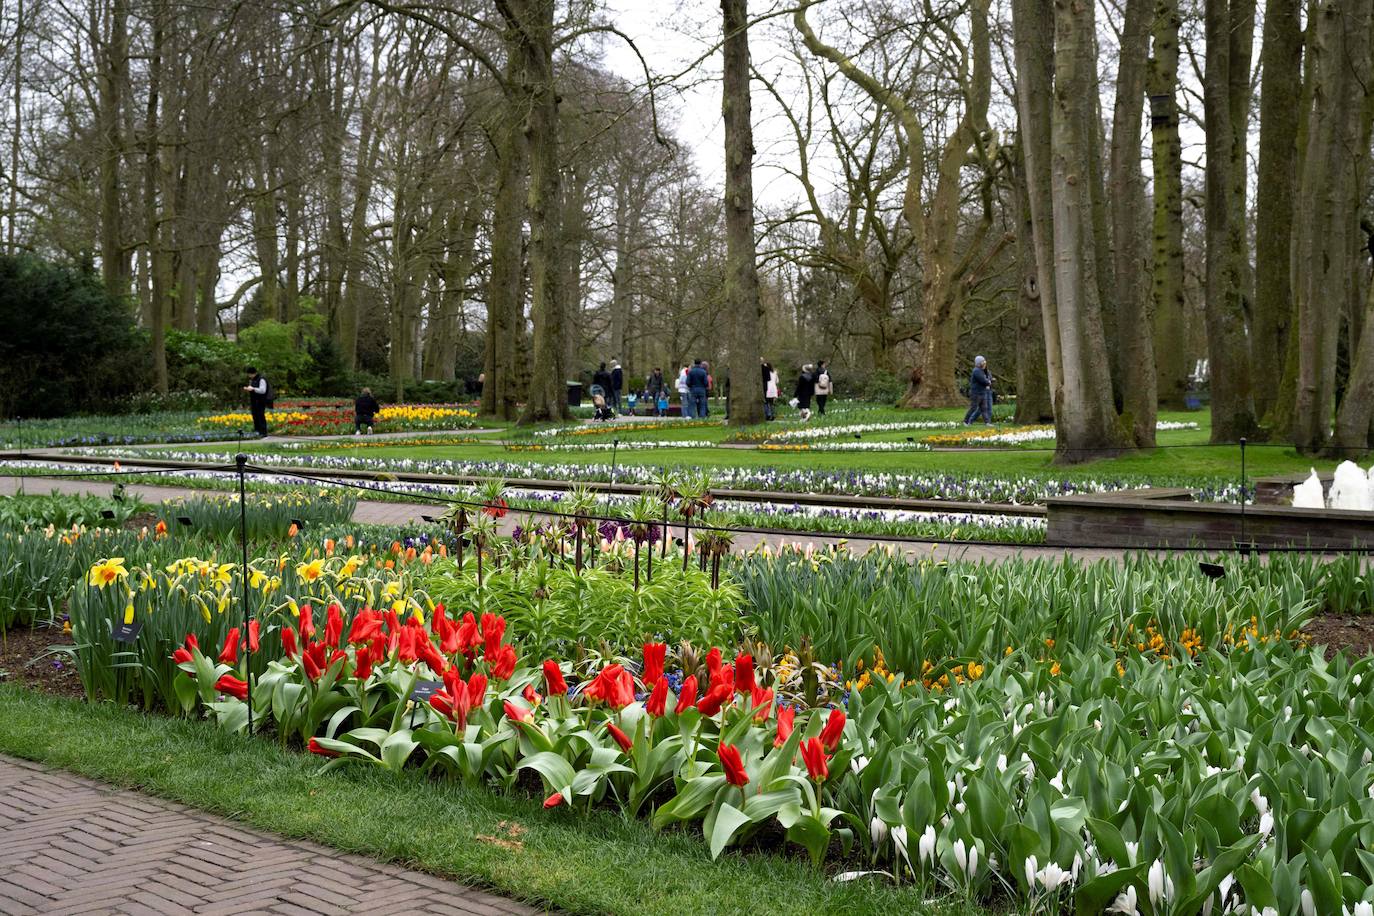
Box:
[705,647,722,674]
[214,673,249,701]
[397,625,420,664]
[718,741,748,787]
[489,644,518,680]
[467,673,488,709]
[172,647,193,665]
[799,736,829,782]
[218,628,241,665]
[750,685,774,721]
[185,633,199,651]
[734,652,755,693]
[709,663,734,696]
[820,708,846,751]
[696,682,733,717]
[354,646,374,681]
[642,642,666,686]
[347,609,383,644]
[503,699,533,724]
[419,638,447,677]
[298,604,315,641]
[307,737,339,758]
[383,609,402,651]
[607,722,634,753]
[303,642,327,682]
[543,790,565,808]
[645,678,668,717]
[543,660,568,696]
[430,691,455,719]
[456,613,480,654]
[324,603,344,649]
[522,684,542,706]
[280,626,298,659]
[481,612,507,656]
[584,664,635,709]
[674,675,698,715]
[774,706,796,747]
[247,620,261,653]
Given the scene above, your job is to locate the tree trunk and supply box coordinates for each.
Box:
[1147,0,1189,410]
[1202,0,1258,442]
[481,85,526,421]
[722,0,764,425]
[1252,0,1302,424]
[1046,0,1128,461]
[98,0,131,299]
[1011,138,1053,423]
[144,2,167,393]
[1013,0,1064,418]
[513,0,569,426]
[559,169,588,384]
[1110,0,1157,446]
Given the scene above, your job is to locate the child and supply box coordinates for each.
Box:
[656,388,670,417]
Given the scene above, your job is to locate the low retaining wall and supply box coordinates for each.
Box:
[1253,472,1331,506]
[1045,487,1374,549]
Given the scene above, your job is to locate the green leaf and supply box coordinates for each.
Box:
[708,802,753,860]
[518,751,577,793]
[652,774,727,828]
[785,814,832,866]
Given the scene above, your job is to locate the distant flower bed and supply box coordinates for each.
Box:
[197,403,477,436]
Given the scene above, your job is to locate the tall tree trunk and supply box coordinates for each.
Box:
[722,0,764,425]
[559,169,588,383]
[513,0,568,425]
[1298,0,1374,451]
[7,0,22,254]
[1110,0,1157,445]
[98,0,131,299]
[1013,0,1064,415]
[1046,0,1128,461]
[1202,0,1258,442]
[1011,139,1053,423]
[1252,0,1303,424]
[144,1,167,393]
[481,79,527,421]
[609,185,635,367]
[1147,0,1189,410]
[424,197,480,380]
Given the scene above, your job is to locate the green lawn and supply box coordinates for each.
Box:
[0,686,976,916]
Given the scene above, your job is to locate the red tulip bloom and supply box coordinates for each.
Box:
[695,682,733,717]
[324,603,344,649]
[734,653,755,694]
[430,691,455,719]
[705,647,722,675]
[642,642,666,686]
[503,699,533,724]
[645,678,668,717]
[774,706,796,747]
[607,722,634,753]
[489,644,518,681]
[481,612,507,656]
[708,661,734,695]
[397,626,421,664]
[718,741,748,787]
[298,604,315,641]
[750,685,774,721]
[354,646,374,681]
[418,638,447,677]
[456,613,480,655]
[247,619,261,653]
[185,633,199,651]
[303,642,328,682]
[522,684,542,706]
[307,737,339,758]
[281,626,298,659]
[584,664,635,709]
[820,708,846,751]
[214,673,249,701]
[799,737,829,782]
[467,673,488,708]
[172,647,193,666]
[543,660,567,696]
[218,628,241,665]
[674,675,698,715]
[544,790,565,808]
[347,609,383,645]
[383,609,402,651]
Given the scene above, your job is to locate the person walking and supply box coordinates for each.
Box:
[687,359,710,419]
[354,387,381,435]
[814,361,833,416]
[593,362,613,408]
[610,359,624,412]
[792,363,816,421]
[762,359,779,420]
[243,366,270,437]
[676,365,693,418]
[964,355,993,425]
[645,367,668,417]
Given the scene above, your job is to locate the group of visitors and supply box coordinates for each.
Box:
[243,366,382,438]
[585,356,835,422]
[762,359,831,422]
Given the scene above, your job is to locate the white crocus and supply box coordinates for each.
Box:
[1111,886,1140,915]
[917,825,936,864]
[952,838,969,874]
[1024,855,1038,887]
[891,825,909,865]
[968,843,979,880]
[1037,862,1071,891]
[1258,811,1274,837]
[1301,889,1316,916]
[869,816,888,847]
[1147,860,1173,906]
[1050,770,1065,792]
[1344,903,1374,916]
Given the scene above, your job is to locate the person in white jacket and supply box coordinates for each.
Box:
[762,359,779,420]
[676,365,693,418]
[814,361,833,416]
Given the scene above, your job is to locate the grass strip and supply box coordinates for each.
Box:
[0,686,975,916]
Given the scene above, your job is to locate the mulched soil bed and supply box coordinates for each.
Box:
[1303,613,1374,660]
[0,625,83,699]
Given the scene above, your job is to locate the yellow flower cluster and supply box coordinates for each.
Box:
[757,444,811,452]
[198,411,312,428]
[376,405,474,422]
[924,425,1054,446]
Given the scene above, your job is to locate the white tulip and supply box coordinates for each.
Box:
[996,753,1008,773]
[1259,812,1274,836]
[1050,770,1065,792]
[967,843,979,879]
[869,816,888,847]
[892,825,909,864]
[1344,902,1374,916]
[917,825,935,864]
[1301,889,1316,916]
[1251,789,1269,815]
[952,838,968,873]
[1038,862,1070,891]
[1024,854,1038,887]
[1124,841,1139,865]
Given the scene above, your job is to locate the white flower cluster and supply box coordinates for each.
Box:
[767,419,960,443]
[957,420,1199,447]
[516,440,714,452]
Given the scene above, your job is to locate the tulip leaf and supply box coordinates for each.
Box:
[651,774,727,829]
[708,802,754,860]
[379,729,419,771]
[786,814,832,866]
[1072,862,1144,916]
[519,751,577,794]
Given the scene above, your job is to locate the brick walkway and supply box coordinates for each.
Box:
[0,755,540,915]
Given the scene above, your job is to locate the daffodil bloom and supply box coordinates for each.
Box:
[88,558,129,588]
[297,559,325,582]
[123,603,135,625]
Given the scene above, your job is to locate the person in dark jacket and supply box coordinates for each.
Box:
[610,360,624,412]
[964,355,993,425]
[687,360,710,418]
[354,387,381,435]
[592,362,613,404]
[243,367,270,437]
[793,364,816,421]
[645,368,668,416]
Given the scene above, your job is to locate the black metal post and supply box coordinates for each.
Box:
[1239,437,1248,553]
[634,537,640,591]
[236,453,254,736]
[610,439,620,490]
[682,515,691,573]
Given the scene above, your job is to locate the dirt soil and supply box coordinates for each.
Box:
[0,624,83,699]
[1303,613,1374,661]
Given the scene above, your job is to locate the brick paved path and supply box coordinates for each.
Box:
[0,755,540,916]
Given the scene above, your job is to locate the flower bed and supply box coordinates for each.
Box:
[196,402,478,436]
[925,421,1201,449]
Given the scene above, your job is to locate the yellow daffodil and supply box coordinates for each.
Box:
[123,603,135,625]
[297,559,325,582]
[88,558,129,588]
